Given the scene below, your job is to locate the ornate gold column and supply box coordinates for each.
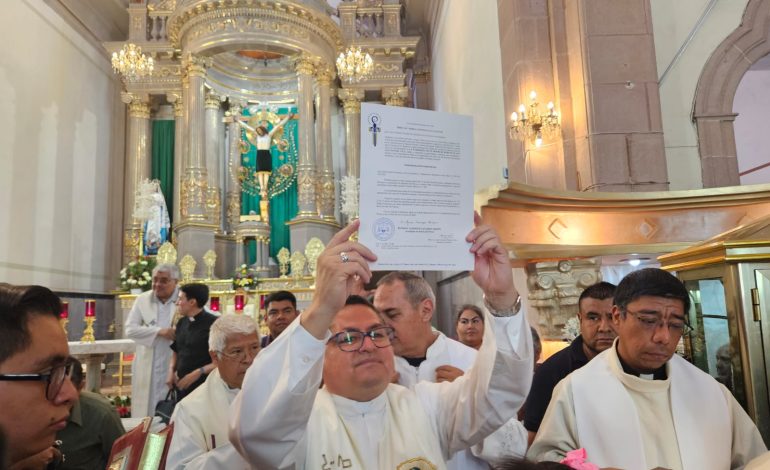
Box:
[168,93,184,224]
[175,53,216,278]
[339,87,365,177]
[294,56,319,219]
[204,91,223,229]
[383,86,409,107]
[180,53,211,221]
[225,100,244,232]
[315,64,337,222]
[121,92,151,262]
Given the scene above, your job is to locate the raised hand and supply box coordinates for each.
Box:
[301,220,377,339]
[466,211,518,311]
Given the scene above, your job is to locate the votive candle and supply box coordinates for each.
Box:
[210,296,220,312]
[84,299,96,317]
[234,293,244,312]
[60,301,69,319]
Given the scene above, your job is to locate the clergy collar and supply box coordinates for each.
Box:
[616,345,667,380]
[187,309,205,322]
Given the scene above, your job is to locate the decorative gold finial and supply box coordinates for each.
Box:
[277,247,291,277]
[203,250,217,279]
[157,242,177,265]
[179,255,196,283]
[304,238,325,277]
[290,251,307,279]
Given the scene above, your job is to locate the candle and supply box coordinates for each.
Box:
[210,296,220,312]
[234,293,244,312]
[60,301,69,319]
[84,299,96,317]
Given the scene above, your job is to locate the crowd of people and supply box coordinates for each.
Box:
[1,216,770,469]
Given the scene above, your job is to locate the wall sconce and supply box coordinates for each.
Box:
[509,91,560,147]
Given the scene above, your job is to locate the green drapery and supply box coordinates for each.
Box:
[151,120,175,224]
[240,108,299,263]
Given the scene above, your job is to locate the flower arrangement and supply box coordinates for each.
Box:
[562,316,581,343]
[109,395,132,418]
[233,264,256,290]
[120,256,157,292]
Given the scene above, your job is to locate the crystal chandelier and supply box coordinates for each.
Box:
[336,46,373,83]
[111,44,154,81]
[509,90,560,147]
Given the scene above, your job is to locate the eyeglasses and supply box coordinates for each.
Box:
[0,360,73,401]
[624,310,693,336]
[219,344,261,362]
[328,326,395,352]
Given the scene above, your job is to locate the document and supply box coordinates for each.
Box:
[358,103,474,271]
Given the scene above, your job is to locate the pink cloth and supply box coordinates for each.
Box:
[560,448,600,470]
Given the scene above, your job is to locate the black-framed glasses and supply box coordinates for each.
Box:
[0,360,73,401]
[219,344,261,362]
[624,309,694,336]
[328,326,395,352]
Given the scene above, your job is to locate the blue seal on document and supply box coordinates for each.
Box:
[373,218,395,241]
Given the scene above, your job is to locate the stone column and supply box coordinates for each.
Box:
[175,53,215,277]
[225,101,244,232]
[121,92,151,262]
[339,88,365,177]
[168,93,184,224]
[315,64,337,223]
[204,91,223,229]
[383,86,409,107]
[294,56,319,219]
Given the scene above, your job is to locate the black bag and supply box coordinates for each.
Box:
[155,388,178,424]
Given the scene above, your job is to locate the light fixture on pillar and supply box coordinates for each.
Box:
[111,43,154,81]
[509,90,560,147]
[336,46,373,83]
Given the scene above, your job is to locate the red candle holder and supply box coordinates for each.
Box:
[210,296,220,312]
[84,299,96,317]
[60,301,69,319]
[234,293,245,312]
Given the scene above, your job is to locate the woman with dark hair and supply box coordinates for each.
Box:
[455,304,484,350]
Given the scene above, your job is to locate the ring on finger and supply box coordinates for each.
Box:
[340,251,350,263]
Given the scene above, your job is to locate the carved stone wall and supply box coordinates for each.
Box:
[526,258,601,339]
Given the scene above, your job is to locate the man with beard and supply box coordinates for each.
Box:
[524,282,617,444]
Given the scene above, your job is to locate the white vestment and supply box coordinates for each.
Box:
[229,310,533,469]
[528,342,766,469]
[124,289,178,417]
[167,369,248,470]
[395,331,526,469]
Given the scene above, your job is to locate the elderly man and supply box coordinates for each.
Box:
[528,268,766,469]
[125,263,179,417]
[0,284,79,469]
[169,283,217,399]
[524,281,617,443]
[230,218,532,469]
[374,269,503,469]
[166,314,260,469]
[261,290,299,348]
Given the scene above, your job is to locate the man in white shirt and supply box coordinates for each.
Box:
[374,271,509,468]
[528,268,766,469]
[229,218,533,469]
[166,314,260,469]
[124,263,179,417]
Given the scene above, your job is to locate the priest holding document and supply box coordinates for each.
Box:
[229,214,533,468]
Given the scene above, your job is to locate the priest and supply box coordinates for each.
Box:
[229,218,533,469]
[528,268,766,469]
[166,314,260,469]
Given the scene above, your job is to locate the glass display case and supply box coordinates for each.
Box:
[659,216,770,445]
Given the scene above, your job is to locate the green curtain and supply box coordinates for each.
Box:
[240,108,299,263]
[151,120,175,224]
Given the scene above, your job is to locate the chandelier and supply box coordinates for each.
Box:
[336,46,373,83]
[509,90,560,147]
[111,44,154,81]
